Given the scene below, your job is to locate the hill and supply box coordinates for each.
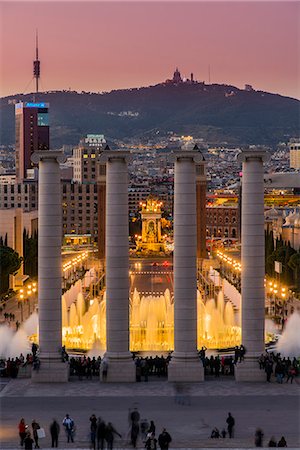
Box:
[0,83,299,147]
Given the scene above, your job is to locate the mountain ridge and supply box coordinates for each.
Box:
[1,82,299,147]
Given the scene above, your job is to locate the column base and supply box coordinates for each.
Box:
[100,352,135,382]
[235,356,265,382]
[168,352,204,382]
[31,359,69,383]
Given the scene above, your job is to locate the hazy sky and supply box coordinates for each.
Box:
[0,1,299,98]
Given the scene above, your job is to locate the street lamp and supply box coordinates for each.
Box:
[19,289,24,322]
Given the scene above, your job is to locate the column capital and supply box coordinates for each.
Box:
[169,147,204,164]
[99,149,131,163]
[31,150,66,164]
[236,148,270,164]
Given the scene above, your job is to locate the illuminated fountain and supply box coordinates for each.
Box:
[59,287,240,352]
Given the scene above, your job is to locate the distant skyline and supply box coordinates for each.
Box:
[0,2,299,99]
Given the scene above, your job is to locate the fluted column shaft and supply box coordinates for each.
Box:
[235,149,269,382]
[106,156,129,354]
[168,149,204,382]
[241,156,265,355]
[38,155,63,358]
[174,157,198,355]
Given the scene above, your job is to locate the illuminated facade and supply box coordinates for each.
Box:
[137,198,166,253]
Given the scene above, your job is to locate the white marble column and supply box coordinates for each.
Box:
[31,150,69,382]
[100,150,135,382]
[235,149,269,382]
[168,149,204,382]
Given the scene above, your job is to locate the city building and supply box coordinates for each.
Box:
[289,139,300,169]
[62,182,98,237]
[206,205,239,239]
[0,181,38,211]
[15,101,50,182]
[73,134,106,183]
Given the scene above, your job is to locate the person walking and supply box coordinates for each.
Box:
[31,420,40,449]
[62,414,75,443]
[131,421,139,448]
[90,414,97,450]
[158,428,172,450]
[49,419,60,448]
[105,422,121,450]
[96,417,106,450]
[255,428,264,447]
[18,418,27,447]
[226,412,235,438]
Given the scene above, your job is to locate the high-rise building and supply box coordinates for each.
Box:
[15,102,49,182]
[73,134,106,183]
[289,139,300,169]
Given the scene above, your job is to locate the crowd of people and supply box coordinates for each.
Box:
[17,409,172,450]
[259,352,299,383]
[209,414,288,448]
[134,356,170,381]
[2,345,299,385]
[254,428,287,447]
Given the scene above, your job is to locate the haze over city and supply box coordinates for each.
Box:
[1,1,299,99]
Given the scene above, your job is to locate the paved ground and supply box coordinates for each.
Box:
[130,258,173,296]
[1,379,299,449]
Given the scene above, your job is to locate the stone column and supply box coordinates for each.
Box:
[195,146,207,262]
[97,163,106,265]
[31,150,68,382]
[235,149,269,382]
[100,150,135,382]
[168,149,204,382]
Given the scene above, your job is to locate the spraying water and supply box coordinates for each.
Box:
[276,312,300,357]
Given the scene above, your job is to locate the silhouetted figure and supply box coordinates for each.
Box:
[255,428,264,447]
[210,427,220,438]
[226,412,235,438]
[268,437,277,447]
[50,419,60,448]
[97,418,106,450]
[278,436,287,447]
[158,428,172,449]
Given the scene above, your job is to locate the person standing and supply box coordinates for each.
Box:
[18,418,27,447]
[255,428,264,447]
[90,414,97,450]
[226,412,235,438]
[49,419,60,448]
[62,413,74,443]
[31,420,40,449]
[158,428,172,450]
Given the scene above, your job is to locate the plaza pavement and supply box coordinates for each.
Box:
[0,378,299,449]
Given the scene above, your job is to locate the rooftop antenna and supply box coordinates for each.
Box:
[208,64,211,84]
[33,30,40,99]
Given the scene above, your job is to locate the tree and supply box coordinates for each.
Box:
[0,246,23,294]
[288,252,300,290]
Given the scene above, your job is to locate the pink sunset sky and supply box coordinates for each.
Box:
[0,1,299,99]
